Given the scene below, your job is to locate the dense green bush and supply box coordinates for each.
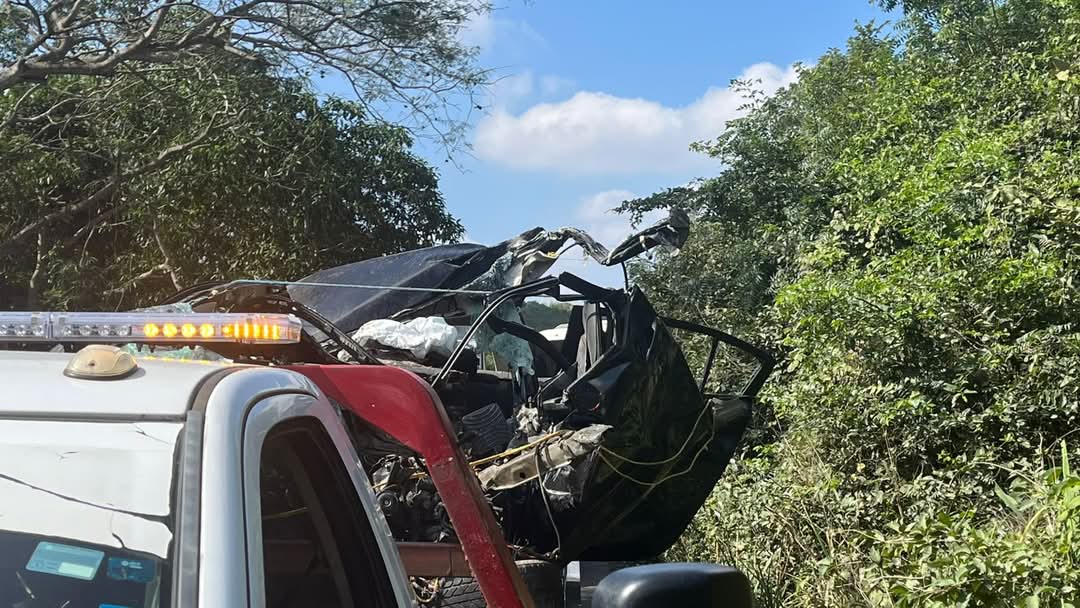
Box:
[627,1,1080,605]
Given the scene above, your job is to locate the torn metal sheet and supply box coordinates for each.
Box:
[0,420,180,558]
[604,208,690,264]
[288,209,691,334]
[478,425,610,491]
[289,241,502,335]
[552,291,754,560]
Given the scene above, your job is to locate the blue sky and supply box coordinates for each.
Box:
[425,1,893,285]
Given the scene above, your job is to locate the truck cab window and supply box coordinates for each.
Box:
[258,419,397,608]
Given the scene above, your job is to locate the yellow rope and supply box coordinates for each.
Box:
[597,402,717,489]
[469,431,570,468]
[598,431,714,489]
[598,400,712,467]
[369,431,572,493]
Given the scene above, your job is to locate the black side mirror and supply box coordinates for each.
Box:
[591,563,753,608]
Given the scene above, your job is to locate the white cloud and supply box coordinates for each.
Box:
[459,11,545,53]
[473,62,800,175]
[539,75,575,97]
[575,189,663,247]
[459,11,495,49]
[487,71,534,108]
[483,71,578,114]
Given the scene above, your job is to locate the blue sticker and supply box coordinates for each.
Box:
[106,556,156,583]
[25,542,104,581]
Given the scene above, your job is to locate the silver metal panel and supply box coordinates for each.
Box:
[173,410,204,608]
[196,366,322,608]
[0,351,230,419]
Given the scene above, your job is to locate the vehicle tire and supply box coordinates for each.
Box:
[434,560,564,608]
[435,577,484,607]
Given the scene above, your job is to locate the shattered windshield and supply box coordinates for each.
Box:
[0,420,179,607]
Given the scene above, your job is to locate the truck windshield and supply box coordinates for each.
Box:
[0,531,168,607]
[0,419,182,608]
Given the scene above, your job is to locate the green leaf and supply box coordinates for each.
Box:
[995,484,1021,512]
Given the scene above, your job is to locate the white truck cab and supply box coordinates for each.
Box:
[0,350,414,608]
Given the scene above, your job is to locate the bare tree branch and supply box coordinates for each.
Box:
[152,216,182,291]
[102,263,170,295]
[27,232,44,308]
[1,0,489,144]
[0,81,43,129]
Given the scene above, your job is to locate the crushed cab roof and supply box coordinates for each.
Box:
[0,351,231,419]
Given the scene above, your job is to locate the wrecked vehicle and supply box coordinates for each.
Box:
[0,211,772,607]
[164,210,774,565]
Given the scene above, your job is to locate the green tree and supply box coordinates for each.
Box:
[1,0,483,308]
[1,62,462,309]
[0,0,487,134]
[631,1,1080,605]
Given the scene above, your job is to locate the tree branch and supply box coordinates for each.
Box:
[27,232,44,309]
[0,82,43,130]
[152,217,182,291]
[102,263,170,295]
[0,113,223,255]
[0,0,489,143]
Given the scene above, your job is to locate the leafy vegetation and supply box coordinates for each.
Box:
[0,65,463,309]
[0,0,487,140]
[3,0,1078,603]
[626,1,1080,605]
[0,0,483,309]
[520,300,572,331]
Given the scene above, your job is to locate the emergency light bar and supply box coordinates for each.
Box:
[0,312,302,344]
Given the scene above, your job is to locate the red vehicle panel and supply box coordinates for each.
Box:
[287,364,533,608]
